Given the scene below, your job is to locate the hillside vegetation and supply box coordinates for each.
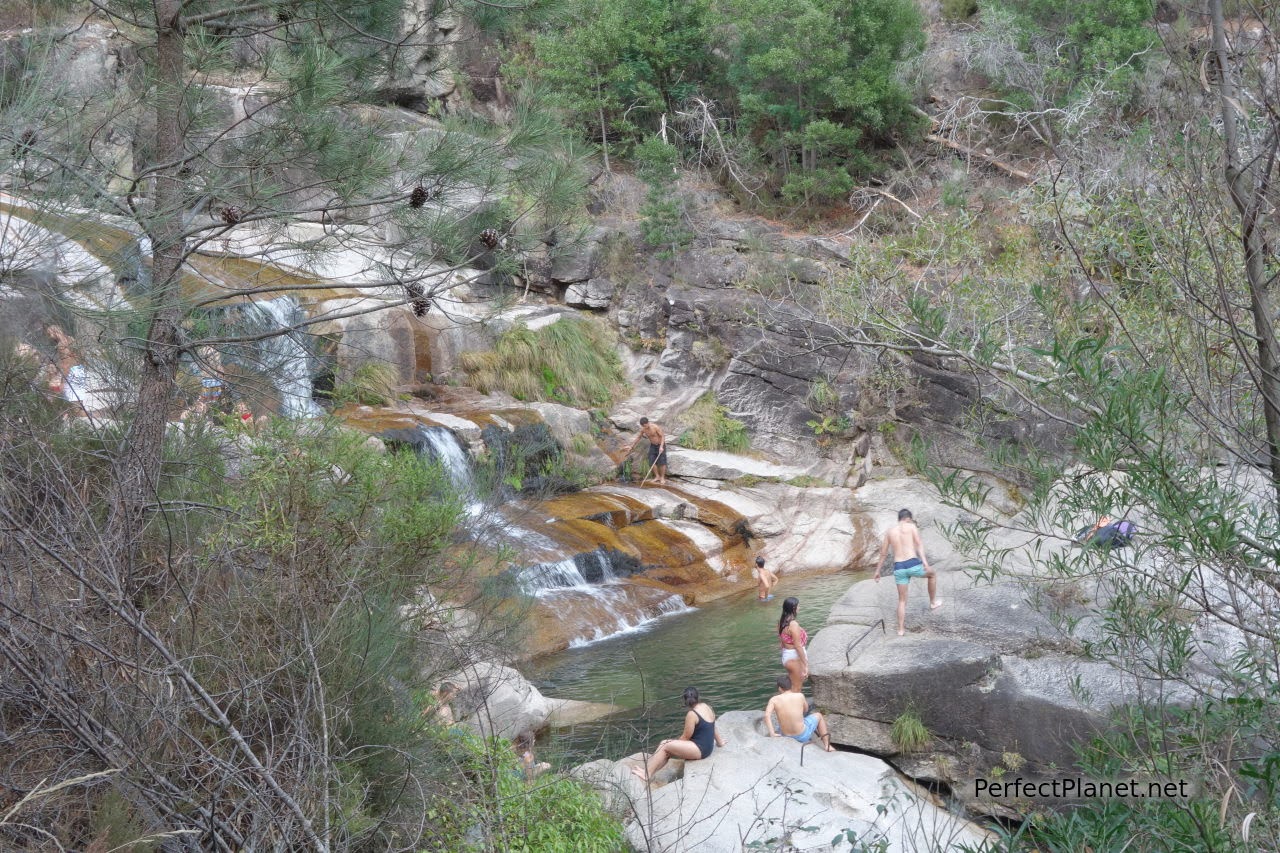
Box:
[0,0,1278,851]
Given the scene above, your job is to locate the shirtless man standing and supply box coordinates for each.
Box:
[763,675,833,751]
[625,416,668,485]
[754,555,778,602]
[874,508,942,636]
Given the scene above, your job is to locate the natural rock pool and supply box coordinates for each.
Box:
[521,567,870,767]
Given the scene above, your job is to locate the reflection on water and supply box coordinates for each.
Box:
[520,569,867,766]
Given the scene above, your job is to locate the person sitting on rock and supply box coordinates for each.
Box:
[44,324,87,414]
[754,555,778,602]
[424,681,460,726]
[874,508,942,636]
[763,674,834,751]
[630,686,726,783]
[514,730,551,781]
[624,416,668,486]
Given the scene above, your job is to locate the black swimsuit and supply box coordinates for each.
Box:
[690,709,716,759]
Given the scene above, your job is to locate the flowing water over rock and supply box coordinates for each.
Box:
[243,296,323,419]
[376,419,737,649]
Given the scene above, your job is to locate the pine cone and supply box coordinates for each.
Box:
[480,228,501,249]
[405,281,431,317]
[409,185,429,208]
[11,129,36,155]
[219,206,243,225]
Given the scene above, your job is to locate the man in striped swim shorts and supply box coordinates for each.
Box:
[874,508,943,636]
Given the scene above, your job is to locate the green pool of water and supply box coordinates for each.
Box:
[520,568,868,767]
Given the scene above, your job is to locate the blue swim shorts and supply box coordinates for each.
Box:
[791,713,820,744]
[893,557,925,585]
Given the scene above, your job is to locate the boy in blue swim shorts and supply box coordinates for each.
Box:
[874,508,943,636]
[764,675,834,750]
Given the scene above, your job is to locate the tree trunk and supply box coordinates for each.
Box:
[108,0,188,560]
[1210,0,1280,508]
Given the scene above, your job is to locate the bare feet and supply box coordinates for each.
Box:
[629,765,649,782]
[897,628,905,636]
[930,599,944,610]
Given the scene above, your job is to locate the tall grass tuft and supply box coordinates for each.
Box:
[329,360,398,406]
[891,708,931,753]
[679,391,750,453]
[461,317,626,408]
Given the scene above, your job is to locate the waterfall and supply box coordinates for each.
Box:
[514,549,632,595]
[380,421,700,647]
[412,424,474,492]
[515,557,590,592]
[251,296,322,419]
[514,548,690,647]
[564,588,692,648]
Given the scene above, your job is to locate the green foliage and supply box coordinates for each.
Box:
[984,0,1157,104]
[428,730,626,852]
[461,317,626,408]
[635,136,694,255]
[85,789,156,853]
[807,415,851,437]
[188,423,474,833]
[807,377,840,414]
[328,360,399,407]
[519,0,923,204]
[679,391,751,453]
[719,0,924,201]
[942,0,979,20]
[890,708,930,753]
[521,0,716,153]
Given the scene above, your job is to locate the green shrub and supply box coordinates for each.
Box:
[431,731,626,852]
[890,708,930,753]
[679,391,750,453]
[808,377,840,413]
[461,317,626,408]
[941,0,979,20]
[326,360,398,407]
[569,433,596,455]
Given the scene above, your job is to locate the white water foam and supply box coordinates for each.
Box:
[413,424,474,491]
[565,590,692,648]
[253,296,322,419]
[398,423,701,646]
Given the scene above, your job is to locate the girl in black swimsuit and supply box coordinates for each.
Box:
[630,687,727,783]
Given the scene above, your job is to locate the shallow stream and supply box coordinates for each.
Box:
[521,568,870,767]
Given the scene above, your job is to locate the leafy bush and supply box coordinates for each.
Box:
[521,0,717,155]
[982,0,1157,104]
[719,0,925,202]
[679,391,751,453]
[461,317,626,408]
[426,729,626,852]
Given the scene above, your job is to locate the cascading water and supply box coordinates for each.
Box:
[250,296,323,419]
[411,424,474,492]
[381,422,696,646]
[515,549,690,647]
